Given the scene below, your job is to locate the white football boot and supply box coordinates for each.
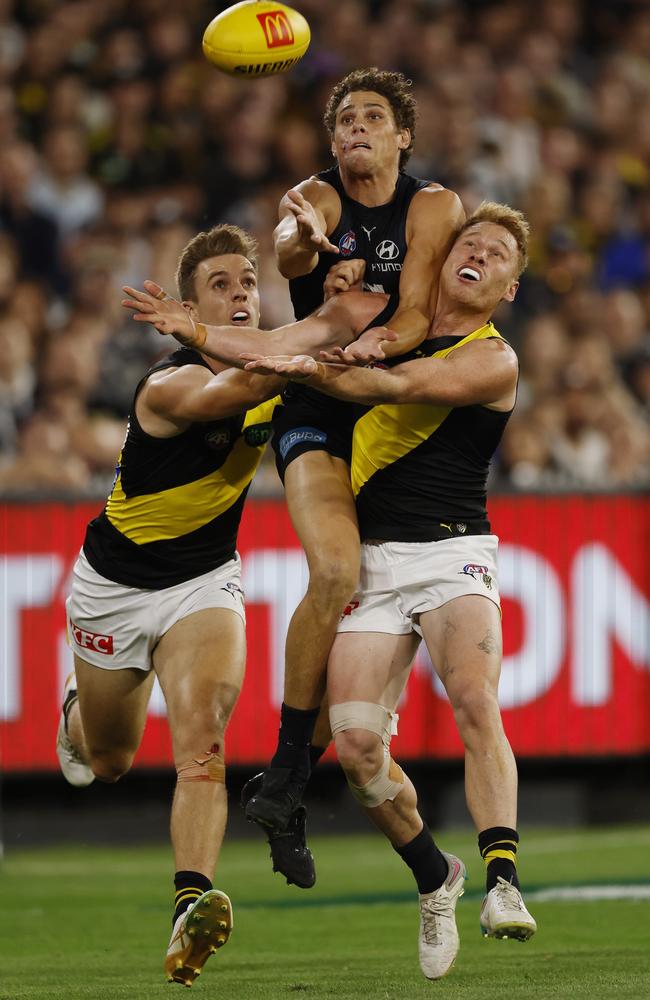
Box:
[418,852,466,979]
[165,890,233,987]
[55,673,94,787]
[480,876,537,940]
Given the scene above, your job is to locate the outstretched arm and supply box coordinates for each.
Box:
[122,282,395,368]
[325,187,465,364]
[141,364,284,425]
[274,180,341,279]
[243,338,518,409]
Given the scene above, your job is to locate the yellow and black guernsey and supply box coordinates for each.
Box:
[83,347,278,589]
[352,322,515,542]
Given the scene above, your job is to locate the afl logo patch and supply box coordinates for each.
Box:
[204,429,231,450]
[338,230,357,256]
[376,239,399,260]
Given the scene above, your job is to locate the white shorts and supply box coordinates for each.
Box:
[337,535,500,636]
[66,549,246,671]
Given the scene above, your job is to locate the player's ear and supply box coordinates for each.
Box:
[503,280,519,303]
[397,128,411,150]
[182,301,199,320]
[330,138,338,159]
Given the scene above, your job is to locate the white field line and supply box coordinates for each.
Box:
[527,885,650,902]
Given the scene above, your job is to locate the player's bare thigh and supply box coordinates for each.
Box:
[418,594,503,697]
[328,630,420,712]
[153,607,246,762]
[74,653,154,767]
[285,452,359,578]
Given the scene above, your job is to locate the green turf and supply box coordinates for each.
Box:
[2,826,650,999]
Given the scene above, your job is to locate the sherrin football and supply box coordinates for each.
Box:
[203,1,310,78]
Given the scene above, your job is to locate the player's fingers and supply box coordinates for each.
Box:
[132,312,160,324]
[122,285,152,304]
[121,298,149,311]
[143,279,167,299]
[318,348,345,362]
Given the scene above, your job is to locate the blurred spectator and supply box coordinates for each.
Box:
[29,125,104,240]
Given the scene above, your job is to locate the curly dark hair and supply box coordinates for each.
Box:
[323,68,417,169]
[176,224,258,301]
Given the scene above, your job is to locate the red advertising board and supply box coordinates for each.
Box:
[1,496,649,772]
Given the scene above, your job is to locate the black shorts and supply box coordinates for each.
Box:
[272,292,398,481]
[272,387,361,481]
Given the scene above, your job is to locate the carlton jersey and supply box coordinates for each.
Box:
[83,347,278,589]
[273,168,430,474]
[289,166,430,319]
[352,323,514,542]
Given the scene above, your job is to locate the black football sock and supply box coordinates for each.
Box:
[173,870,212,926]
[478,826,520,892]
[394,824,449,894]
[269,703,319,782]
[309,743,327,770]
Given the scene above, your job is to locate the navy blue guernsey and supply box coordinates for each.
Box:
[282,167,430,427]
[289,166,430,320]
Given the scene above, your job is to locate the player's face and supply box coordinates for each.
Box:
[441,223,520,310]
[331,90,410,175]
[188,254,261,328]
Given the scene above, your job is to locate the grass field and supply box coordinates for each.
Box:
[2,826,650,1000]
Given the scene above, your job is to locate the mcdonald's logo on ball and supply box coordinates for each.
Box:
[203,1,310,77]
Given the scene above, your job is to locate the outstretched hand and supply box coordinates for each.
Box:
[240,353,320,379]
[121,280,201,347]
[319,326,398,365]
[286,190,339,255]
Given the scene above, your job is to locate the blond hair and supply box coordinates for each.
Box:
[460,202,530,277]
[176,224,258,301]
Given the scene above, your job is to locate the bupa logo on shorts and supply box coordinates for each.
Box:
[278,426,327,460]
[204,428,231,450]
[70,621,114,655]
[244,422,271,447]
[341,600,360,617]
[459,564,493,590]
[338,231,356,256]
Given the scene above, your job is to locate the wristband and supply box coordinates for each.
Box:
[191,321,208,350]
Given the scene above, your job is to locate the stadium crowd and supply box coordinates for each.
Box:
[0,0,649,495]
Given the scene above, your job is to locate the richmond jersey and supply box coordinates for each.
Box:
[352,323,514,541]
[83,347,278,589]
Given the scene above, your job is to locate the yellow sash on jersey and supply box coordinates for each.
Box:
[352,323,501,497]
[105,397,278,544]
